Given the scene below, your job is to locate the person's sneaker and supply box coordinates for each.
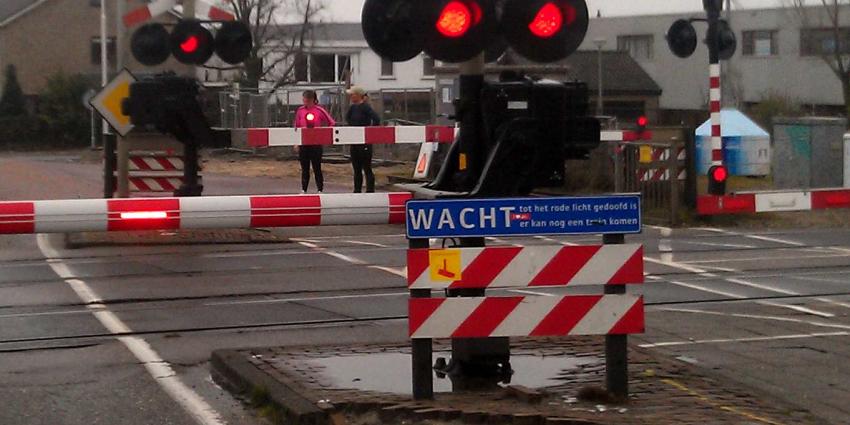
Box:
[300,190,306,194]
[318,190,323,193]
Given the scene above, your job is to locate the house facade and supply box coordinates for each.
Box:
[580,4,850,121]
[0,0,183,99]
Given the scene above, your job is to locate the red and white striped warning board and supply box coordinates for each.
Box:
[407,244,643,289]
[129,154,184,172]
[698,189,850,215]
[127,174,198,193]
[408,294,644,338]
[0,193,410,234]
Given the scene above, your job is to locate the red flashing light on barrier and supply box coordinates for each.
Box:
[637,116,648,129]
[120,211,169,220]
[708,165,727,196]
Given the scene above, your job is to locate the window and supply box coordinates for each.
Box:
[743,30,778,56]
[422,55,435,77]
[381,58,394,77]
[617,35,653,61]
[293,53,352,83]
[90,37,116,66]
[800,28,850,56]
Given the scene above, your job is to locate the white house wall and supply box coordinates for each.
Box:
[581,6,850,111]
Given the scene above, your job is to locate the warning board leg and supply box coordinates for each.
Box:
[603,233,629,400]
[410,238,434,400]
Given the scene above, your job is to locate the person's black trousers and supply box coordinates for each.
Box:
[350,145,375,193]
[299,146,323,192]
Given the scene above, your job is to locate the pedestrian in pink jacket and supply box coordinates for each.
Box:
[294,90,335,193]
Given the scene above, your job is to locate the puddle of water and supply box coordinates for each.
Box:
[306,352,598,395]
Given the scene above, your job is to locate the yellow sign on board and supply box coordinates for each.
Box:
[90,69,136,137]
[639,145,653,164]
[429,249,461,282]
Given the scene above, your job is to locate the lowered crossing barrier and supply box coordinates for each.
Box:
[0,193,410,234]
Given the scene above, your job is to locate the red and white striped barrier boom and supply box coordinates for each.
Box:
[246,126,457,148]
[244,127,648,148]
[124,0,234,27]
[698,189,850,215]
[0,193,410,234]
[407,245,643,289]
[601,130,652,142]
[409,294,644,339]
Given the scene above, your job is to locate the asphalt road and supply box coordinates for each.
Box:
[1,153,849,424]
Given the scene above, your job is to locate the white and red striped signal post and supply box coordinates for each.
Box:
[404,195,643,400]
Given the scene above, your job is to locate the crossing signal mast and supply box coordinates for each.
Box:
[363,0,598,397]
[666,0,736,196]
[363,0,599,197]
[124,16,253,196]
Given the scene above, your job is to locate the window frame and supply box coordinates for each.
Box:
[616,34,654,62]
[90,36,116,66]
[742,30,779,57]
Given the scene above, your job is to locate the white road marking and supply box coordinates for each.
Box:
[343,240,389,248]
[680,253,850,264]
[694,227,805,246]
[652,307,850,331]
[646,255,834,317]
[639,331,849,348]
[204,292,408,307]
[678,240,756,249]
[508,289,556,297]
[645,225,673,237]
[36,235,225,425]
[369,266,407,277]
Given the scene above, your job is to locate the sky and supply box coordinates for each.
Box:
[320,0,802,22]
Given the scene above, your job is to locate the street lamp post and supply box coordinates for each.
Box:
[593,38,606,116]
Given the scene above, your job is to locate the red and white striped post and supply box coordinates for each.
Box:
[709,63,723,168]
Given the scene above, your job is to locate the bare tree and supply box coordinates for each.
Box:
[787,0,850,116]
[219,0,324,92]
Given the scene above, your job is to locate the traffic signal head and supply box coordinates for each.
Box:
[130,19,253,66]
[666,19,697,58]
[707,165,727,195]
[636,115,648,132]
[171,19,215,65]
[131,23,171,66]
[361,0,427,62]
[717,20,737,60]
[423,0,498,62]
[215,21,253,64]
[362,0,589,64]
[500,0,589,63]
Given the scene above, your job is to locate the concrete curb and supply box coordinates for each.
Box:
[211,349,328,425]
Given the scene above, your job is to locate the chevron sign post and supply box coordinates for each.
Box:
[405,195,643,401]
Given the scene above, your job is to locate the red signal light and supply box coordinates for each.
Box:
[637,116,648,128]
[529,2,564,38]
[436,1,472,38]
[180,35,199,53]
[711,165,728,183]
